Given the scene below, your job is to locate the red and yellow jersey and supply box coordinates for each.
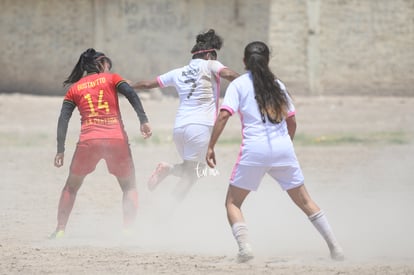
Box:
[64,73,127,142]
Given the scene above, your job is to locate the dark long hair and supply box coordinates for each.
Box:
[244,41,288,123]
[63,48,112,86]
[190,29,223,59]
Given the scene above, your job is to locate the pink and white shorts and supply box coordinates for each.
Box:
[229,164,304,191]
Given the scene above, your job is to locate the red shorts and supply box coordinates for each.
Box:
[70,139,135,178]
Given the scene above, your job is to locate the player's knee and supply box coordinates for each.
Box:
[118,177,136,192]
[63,184,79,194]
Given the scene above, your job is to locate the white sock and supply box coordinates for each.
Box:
[231,222,250,250]
[309,210,342,252]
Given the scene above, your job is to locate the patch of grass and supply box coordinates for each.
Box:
[217,137,242,145]
[0,132,51,147]
[130,131,411,146]
[294,131,410,146]
[131,134,242,146]
[2,131,410,148]
[131,132,172,145]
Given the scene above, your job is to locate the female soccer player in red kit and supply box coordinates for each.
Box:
[49,48,152,239]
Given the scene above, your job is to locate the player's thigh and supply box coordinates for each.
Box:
[70,140,101,176]
[104,139,135,179]
[226,184,251,208]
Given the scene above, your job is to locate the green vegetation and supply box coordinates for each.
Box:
[0,131,410,148]
[293,131,409,146]
[0,132,51,147]
[130,131,410,146]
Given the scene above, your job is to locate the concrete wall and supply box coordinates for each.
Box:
[0,0,413,96]
[0,0,270,95]
[268,0,414,96]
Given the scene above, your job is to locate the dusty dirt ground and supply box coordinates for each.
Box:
[1,93,413,274]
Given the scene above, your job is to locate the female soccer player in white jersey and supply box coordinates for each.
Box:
[206,41,344,262]
[132,29,238,199]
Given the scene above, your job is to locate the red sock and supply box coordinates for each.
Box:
[122,189,138,228]
[56,186,77,231]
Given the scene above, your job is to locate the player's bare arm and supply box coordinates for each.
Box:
[206,109,231,168]
[131,79,159,90]
[286,115,297,140]
[219,68,239,82]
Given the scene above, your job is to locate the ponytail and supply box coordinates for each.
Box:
[244,42,288,123]
[63,48,111,86]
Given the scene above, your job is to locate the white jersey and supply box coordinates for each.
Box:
[221,72,299,166]
[157,59,226,128]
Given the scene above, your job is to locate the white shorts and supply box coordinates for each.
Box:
[173,124,212,162]
[229,164,304,191]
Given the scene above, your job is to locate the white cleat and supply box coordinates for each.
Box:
[330,246,345,261]
[237,243,254,263]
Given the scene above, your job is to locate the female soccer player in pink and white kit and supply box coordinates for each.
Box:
[50,48,152,239]
[206,41,344,262]
[132,29,238,199]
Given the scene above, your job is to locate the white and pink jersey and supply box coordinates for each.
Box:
[157,59,226,128]
[221,72,299,166]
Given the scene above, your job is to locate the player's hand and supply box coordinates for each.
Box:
[140,122,152,139]
[206,147,216,168]
[54,153,64,167]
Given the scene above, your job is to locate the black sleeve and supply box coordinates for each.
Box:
[57,100,75,153]
[117,81,149,124]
